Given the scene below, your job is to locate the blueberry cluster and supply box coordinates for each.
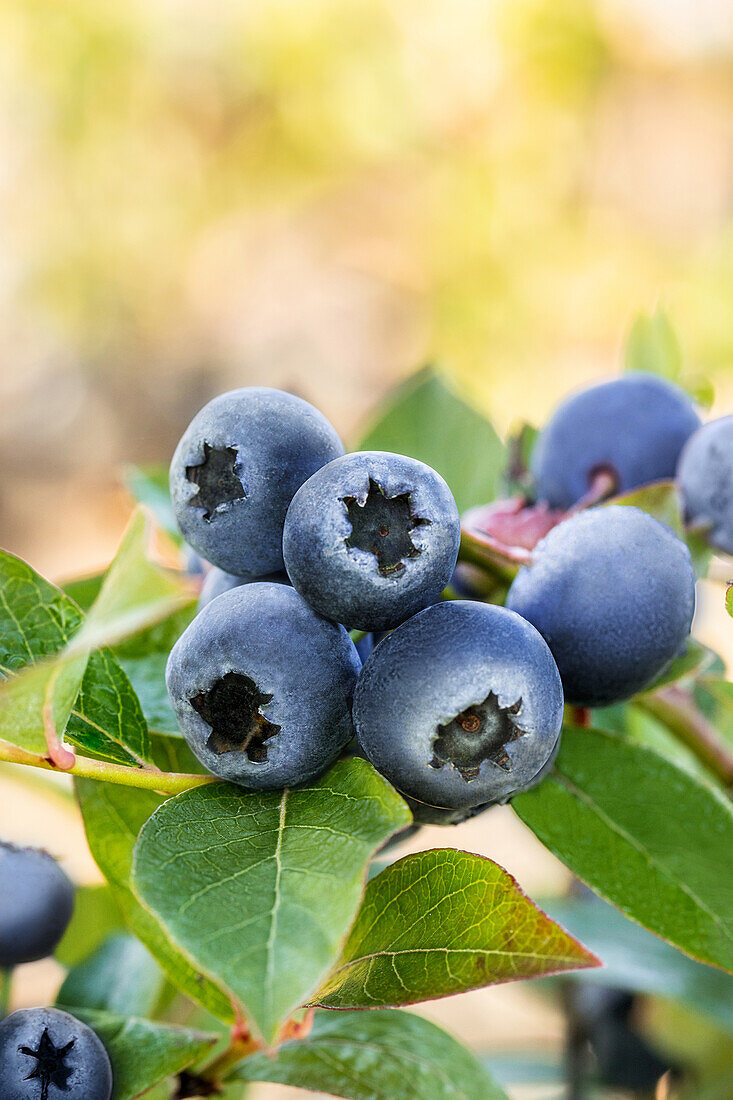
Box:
[166,376,712,822]
[0,844,113,1100]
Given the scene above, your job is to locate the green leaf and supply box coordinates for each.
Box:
[72,509,192,654]
[124,463,180,541]
[76,778,234,1023]
[358,367,506,513]
[543,894,733,1034]
[57,934,165,1017]
[625,308,683,380]
[63,572,105,612]
[727,585,733,618]
[315,848,598,1009]
[0,513,191,765]
[132,760,411,1044]
[66,649,151,766]
[236,1009,508,1099]
[56,885,124,968]
[148,730,206,774]
[0,551,83,671]
[73,1009,217,1100]
[114,603,195,735]
[641,639,715,694]
[0,552,150,766]
[513,727,733,973]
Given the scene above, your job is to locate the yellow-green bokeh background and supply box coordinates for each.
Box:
[1,2,732,1096]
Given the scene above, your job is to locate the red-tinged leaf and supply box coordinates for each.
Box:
[314,848,598,1009]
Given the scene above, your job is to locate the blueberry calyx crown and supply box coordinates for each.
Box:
[342,478,430,576]
[430,692,524,781]
[20,1028,75,1100]
[185,442,246,521]
[189,671,280,760]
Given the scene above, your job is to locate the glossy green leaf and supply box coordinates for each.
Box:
[513,727,733,973]
[236,1009,508,1099]
[543,894,733,1033]
[67,649,151,766]
[0,515,190,765]
[358,367,506,513]
[132,760,411,1044]
[76,778,234,1023]
[56,885,124,968]
[0,552,148,765]
[0,550,83,671]
[315,848,598,1009]
[124,463,180,541]
[57,934,165,1017]
[73,1009,217,1100]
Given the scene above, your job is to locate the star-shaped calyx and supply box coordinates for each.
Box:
[20,1028,75,1100]
[342,478,430,576]
[185,442,245,521]
[189,671,280,761]
[430,692,524,781]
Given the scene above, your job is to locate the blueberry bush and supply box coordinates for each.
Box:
[1,311,733,1099]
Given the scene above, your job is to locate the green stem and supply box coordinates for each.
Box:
[0,739,216,795]
[0,969,12,1019]
[637,685,733,787]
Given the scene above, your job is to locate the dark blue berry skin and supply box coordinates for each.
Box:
[198,566,289,611]
[353,601,564,810]
[506,505,696,708]
[0,843,74,967]
[353,632,375,664]
[283,451,461,632]
[0,1008,112,1100]
[532,374,700,509]
[183,545,207,578]
[170,387,344,576]
[167,582,361,789]
[677,416,733,554]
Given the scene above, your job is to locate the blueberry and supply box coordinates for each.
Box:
[0,843,74,967]
[283,451,461,631]
[198,566,289,611]
[182,545,207,579]
[401,795,494,827]
[506,505,696,707]
[0,1008,112,1100]
[677,416,733,554]
[166,582,361,789]
[532,374,700,509]
[170,388,344,576]
[353,632,375,664]
[353,601,564,810]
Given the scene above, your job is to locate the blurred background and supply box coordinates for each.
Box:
[1,0,732,1097]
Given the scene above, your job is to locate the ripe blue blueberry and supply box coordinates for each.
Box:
[506,505,696,707]
[170,387,344,576]
[198,566,289,611]
[167,582,361,789]
[677,416,733,554]
[0,1008,112,1100]
[0,843,74,967]
[532,374,700,509]
[283,451,461,631]
[353,601,564,810]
